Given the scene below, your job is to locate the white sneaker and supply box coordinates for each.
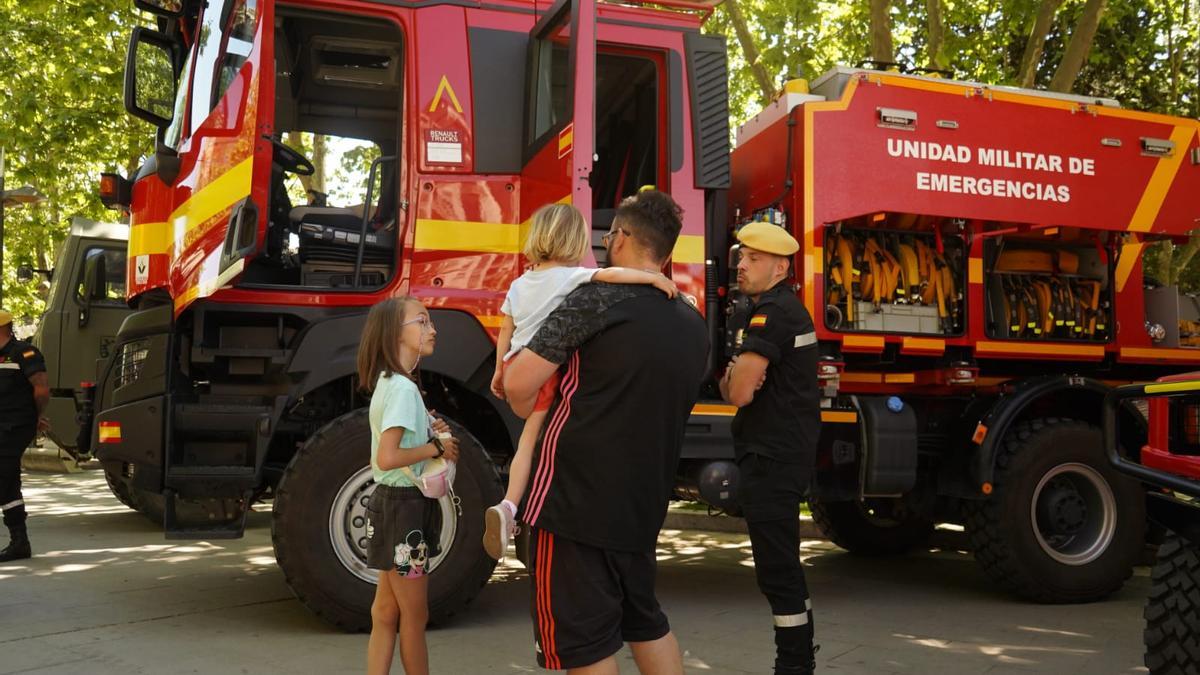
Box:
[483,504,512,561]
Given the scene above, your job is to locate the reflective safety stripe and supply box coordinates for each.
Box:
[774,613,809,628]
[0,499,24,511]
[806,598,813,611]
[794,332,817,348]
[0,363,20,369]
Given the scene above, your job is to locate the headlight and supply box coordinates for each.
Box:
[115,340,150,389]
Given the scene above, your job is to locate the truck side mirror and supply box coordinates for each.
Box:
[125,27,179,129]
[79,254,108,328]
[16,265,34,282]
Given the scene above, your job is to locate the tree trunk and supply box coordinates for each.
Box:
[311,134,328,195]
[925,0,945,71]
[1172,234,1200,286]
[725,0,776,103]
[284,131,313,193]
[870,0,894,64]
[1048,0,1108,93]
[1017,0,1064,88]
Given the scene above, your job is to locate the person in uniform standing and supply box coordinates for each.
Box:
[719,222,821,675]
[0,309,49,562]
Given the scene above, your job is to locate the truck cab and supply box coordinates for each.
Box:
[26,218,130,453]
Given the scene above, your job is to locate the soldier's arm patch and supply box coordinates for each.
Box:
[748,314,768,328]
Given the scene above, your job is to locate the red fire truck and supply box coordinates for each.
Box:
[1105,377,1200,673]
[84,0,1200,630]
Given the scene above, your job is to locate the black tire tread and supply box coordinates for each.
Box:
[272,409,505,632]
[1144,532,1200,674]
[962,417,1136,603]
[809,498,934,556]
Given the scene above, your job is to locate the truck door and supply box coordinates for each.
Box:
[520,0,596,240]
[167,0,276,309]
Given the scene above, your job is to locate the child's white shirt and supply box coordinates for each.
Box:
[501,266,598,360]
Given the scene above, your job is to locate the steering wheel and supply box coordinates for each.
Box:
[268,136,315,176]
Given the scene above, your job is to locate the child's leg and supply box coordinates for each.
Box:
[387,570,430,675]
[504,410,548,505]
[367,571,401,675]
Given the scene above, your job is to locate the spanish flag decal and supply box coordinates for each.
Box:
[98,421,122,444]
[22,350,36,359]
[749,314,768,328]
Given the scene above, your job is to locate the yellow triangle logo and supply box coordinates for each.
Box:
[428,76,464,113]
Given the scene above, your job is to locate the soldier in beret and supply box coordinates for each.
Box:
[719,222,820,675]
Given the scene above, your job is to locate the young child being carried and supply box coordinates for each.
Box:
[484,203,676,559]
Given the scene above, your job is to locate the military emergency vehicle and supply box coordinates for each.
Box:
[72,0,1200,631]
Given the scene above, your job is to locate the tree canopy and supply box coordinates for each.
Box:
[1,0,1198,323]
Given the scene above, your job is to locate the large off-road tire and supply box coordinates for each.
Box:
[272,408,503,632]
[103,464,137,510]
[1144,531,1200,674]
[810,497,934,555]
[963,417,1145,603]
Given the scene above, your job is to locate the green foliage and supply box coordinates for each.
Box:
[0,0,147,323]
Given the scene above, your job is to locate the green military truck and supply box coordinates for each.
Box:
[20,217,131,461]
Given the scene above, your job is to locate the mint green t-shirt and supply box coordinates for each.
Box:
[369,372,430,487]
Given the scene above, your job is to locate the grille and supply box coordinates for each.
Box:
[115,339,150,389]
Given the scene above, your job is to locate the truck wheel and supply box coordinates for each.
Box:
[103,464,137,510]
[272,408,503,632]
[963,418,1145,603]
[1144,531,1200,674]
[809,497,934,555]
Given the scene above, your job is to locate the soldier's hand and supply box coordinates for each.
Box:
[37,416,51,433]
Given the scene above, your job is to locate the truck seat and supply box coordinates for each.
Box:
[290,206,395,266]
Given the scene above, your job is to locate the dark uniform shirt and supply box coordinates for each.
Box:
[731,281,821,463]
[523,283,709,553]
[0,338,46,438]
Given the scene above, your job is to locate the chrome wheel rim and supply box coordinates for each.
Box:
[1030,462,1117,566]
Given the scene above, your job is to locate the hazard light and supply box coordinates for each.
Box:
[98,172,132,210]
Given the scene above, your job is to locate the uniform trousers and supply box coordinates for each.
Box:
[0,426,35,536]
[738,452,816,674]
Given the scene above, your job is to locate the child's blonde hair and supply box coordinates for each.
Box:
[523,203,590,264]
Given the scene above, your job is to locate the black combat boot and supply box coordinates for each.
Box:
[774,640,818,675]
[0,529,31,562]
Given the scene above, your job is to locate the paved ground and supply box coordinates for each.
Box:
[0,471,1150,674]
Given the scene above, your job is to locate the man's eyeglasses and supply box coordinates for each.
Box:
[402,315,435,332]
[601,227,630,247]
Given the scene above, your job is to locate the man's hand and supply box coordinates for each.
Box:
[490,369,506,400]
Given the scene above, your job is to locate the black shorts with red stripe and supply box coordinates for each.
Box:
[530,528,671,670]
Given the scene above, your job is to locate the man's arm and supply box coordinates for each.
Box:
[503,349,561,419]
[502,285,615,418]
[720,353,769,407]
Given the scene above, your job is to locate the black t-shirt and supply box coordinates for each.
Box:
[730,282,821,463]
[523,283,709,553]
[0,338,46,431]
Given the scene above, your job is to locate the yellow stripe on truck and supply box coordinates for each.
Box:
[1127,126,1197,233]
[413,219,706,264]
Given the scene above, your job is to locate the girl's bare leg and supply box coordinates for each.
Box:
[505,410,547,504]
[388,570,430,675]
[367,571,400,675]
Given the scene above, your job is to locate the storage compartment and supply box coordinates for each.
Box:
[824,218,965,336]
[984,237,1111,341]
[1145,286,1200,348]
